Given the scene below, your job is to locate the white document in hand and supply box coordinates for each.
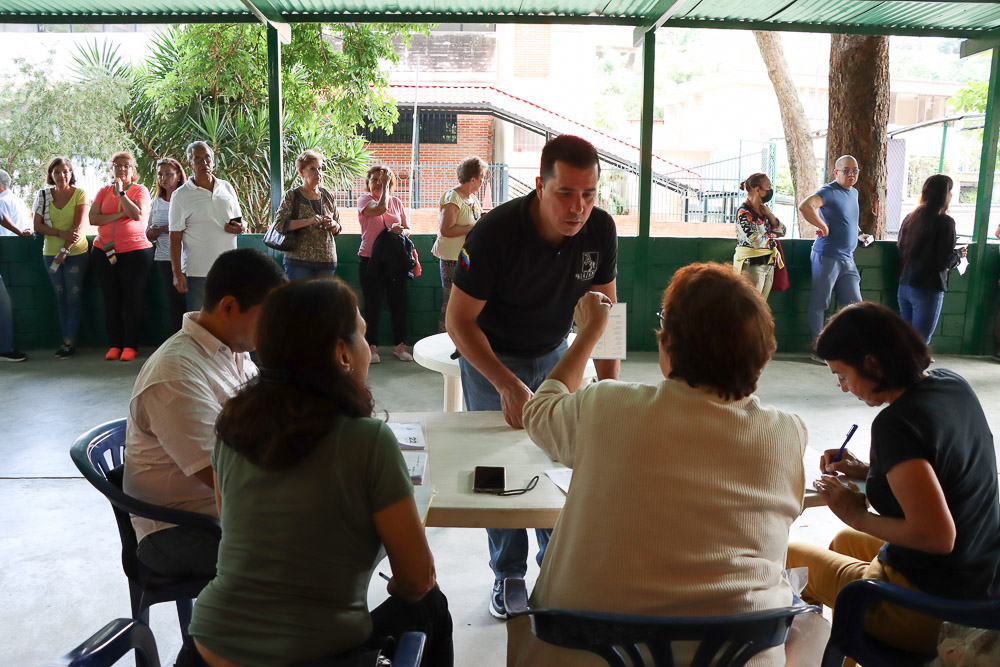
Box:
[589,302,627,360]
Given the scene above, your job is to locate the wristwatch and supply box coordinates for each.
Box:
[58,247,70,255]
[119,190,127,197]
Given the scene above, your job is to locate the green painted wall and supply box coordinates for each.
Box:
[1,235,995,355]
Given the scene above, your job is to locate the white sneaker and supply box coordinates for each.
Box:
[393,343,413,361]
[369,344,381,364]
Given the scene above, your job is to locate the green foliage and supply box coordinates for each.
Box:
[890,37,991,83]
[0,55,129,202]
[74,22,423,231]
[907,156,946,199]
[773,164,794,198]
[950,79,997,167]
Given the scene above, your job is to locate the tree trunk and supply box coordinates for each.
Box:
[827,34,890,239]
[754,31,820,238]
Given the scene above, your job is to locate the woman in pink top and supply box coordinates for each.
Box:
[89,151,153,362]
[357,164,412,363]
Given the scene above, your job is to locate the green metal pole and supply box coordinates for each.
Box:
[938,121,948,174]
[267,24,284,220]
[635,28,655,350]
[960,47,1000,354]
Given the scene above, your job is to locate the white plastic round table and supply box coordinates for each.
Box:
[412,332,598,412]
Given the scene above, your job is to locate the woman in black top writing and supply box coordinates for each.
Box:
[789,302,1000,655]
[896,174,967,343]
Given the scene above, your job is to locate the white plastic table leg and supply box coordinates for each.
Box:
[443,376,464,413]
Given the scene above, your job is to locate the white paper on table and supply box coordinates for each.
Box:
[589,302,627,360]
[402,451,427,485]
[388,422,426,450]
[545,468,573,494]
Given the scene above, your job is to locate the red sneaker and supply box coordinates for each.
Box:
[120,347,137,362]
[105,347,122,361]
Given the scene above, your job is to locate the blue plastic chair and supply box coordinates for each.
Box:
[42,618,160,667]
[70,419,220,640]
[504,578,820,666]
[821,578,1000,667]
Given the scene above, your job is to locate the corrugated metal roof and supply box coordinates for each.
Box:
[2,0,1000,38]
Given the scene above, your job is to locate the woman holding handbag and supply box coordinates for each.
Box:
[89,151,153,362]
[32,156,90,359]
[732,172,785,299]
[272,149,341,280]
[357,164,411,363]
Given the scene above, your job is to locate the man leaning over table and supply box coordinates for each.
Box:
[169,141,245,313]
[124,249,286,577]
[445,134,620,620]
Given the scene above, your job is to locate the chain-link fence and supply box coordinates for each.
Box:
[887,114,999,241]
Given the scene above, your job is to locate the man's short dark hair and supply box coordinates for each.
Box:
[815,302,930,391]
[203,249,288,312]
[540,135,601,183]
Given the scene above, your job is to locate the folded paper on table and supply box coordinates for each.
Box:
[388,421,426,450]
[545,468,572,494]
[403,451,427,485]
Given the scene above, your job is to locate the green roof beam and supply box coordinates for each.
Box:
[241,0,291,43]
[632,0,684,47]
[961,37,1000,58]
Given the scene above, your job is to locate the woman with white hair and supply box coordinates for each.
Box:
[168,141,245,312]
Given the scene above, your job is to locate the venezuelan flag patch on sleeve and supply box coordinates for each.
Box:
[459,248,471,270]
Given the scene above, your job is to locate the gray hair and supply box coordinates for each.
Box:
[186,141,215,163]
[0,170,10,189]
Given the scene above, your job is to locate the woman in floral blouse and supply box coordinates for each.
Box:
[733,172,785,299]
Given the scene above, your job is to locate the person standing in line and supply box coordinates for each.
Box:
[733,172,785,299]
[896,174,966,344]
[169,141,245,312]
[798,155,875,361]
[272,149,342,280]
[0,169,33,361]
[357,164,412,363]
[433,156,487,331]
[32,157,90,359]
[446,135,619,619]
[90,151,154,362]
[147,158,189,334]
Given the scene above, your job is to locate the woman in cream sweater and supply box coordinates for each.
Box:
[511,262,816,666]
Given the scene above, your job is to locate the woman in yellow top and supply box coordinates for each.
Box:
[432,156,487,331]
[32,156,90,359]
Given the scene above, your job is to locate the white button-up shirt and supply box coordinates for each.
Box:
[168,177,243,277]
[0,189,31,236]
[124,313,256,542]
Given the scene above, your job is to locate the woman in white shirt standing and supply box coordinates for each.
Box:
[511,262,820,666]
[146,157,188,333]
[432,156,486,331]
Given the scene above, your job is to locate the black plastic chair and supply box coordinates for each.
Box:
[821,578,1000,667]
[70,419,220,641]
[42,618,160,667]
[503,578,820,666]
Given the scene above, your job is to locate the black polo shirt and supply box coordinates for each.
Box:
[452,192,618,358]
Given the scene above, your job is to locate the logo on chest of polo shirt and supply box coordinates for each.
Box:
[575,252,598,281]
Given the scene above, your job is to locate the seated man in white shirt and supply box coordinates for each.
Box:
[124,248,287,577]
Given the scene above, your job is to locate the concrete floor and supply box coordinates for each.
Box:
[4,348,1000,666]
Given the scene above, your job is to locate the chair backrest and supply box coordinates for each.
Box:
[43,618,160,667]
[525,605,818,667]
[69,419,222,581]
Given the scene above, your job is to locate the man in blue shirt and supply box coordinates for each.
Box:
[798,155,874,356]
[0,170,32,362]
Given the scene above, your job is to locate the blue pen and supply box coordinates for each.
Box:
[831,424,859,465]
[379,572,391,582]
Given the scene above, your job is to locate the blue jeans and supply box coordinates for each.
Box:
[898,284,944,344]
[44,253,89,344]
[185,276,207,312]
[459,340,567,582]
[0,272,12,353]
[284,259,337,281]
[808,250,862,340]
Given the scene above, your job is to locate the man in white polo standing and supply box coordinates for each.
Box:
[169,141,246,312]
